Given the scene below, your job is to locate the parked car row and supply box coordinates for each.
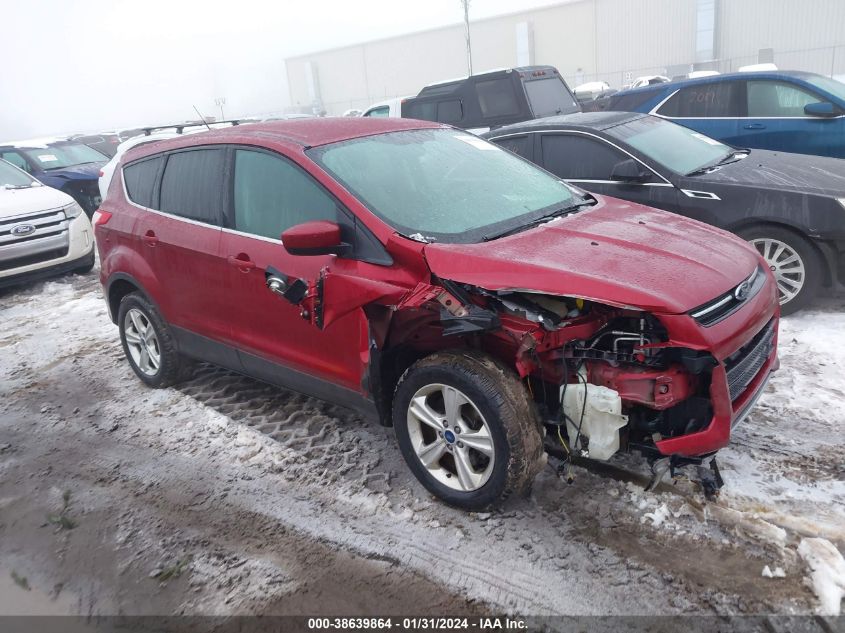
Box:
[484,111,845,314]
[0,140,107,217]
[0,158,94,289]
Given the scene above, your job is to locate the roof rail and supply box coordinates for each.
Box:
[140,119,248,136]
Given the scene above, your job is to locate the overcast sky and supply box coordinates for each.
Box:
[0,0,563,140]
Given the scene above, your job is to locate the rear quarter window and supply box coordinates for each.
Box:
[123,156,163,207]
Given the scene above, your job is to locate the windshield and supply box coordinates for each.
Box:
[803,74,845,102]
[524,77,580,117]
[606,116,733,175]
[22,143,108,170]
[308,128,577,243]
[0,159,36,187]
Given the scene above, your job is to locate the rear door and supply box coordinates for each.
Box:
[654,80,744,146]
[220,147,371,392]
[743,79,841,156]
[138,147,232,344]
[536,132,680,213]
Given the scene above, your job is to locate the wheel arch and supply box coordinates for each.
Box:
[105,272,161,324]
[729,219,833,287]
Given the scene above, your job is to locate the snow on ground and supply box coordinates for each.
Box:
[1,270,844,618]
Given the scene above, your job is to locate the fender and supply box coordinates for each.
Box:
[102,247,166,321]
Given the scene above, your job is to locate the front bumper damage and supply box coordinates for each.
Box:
[277,257,780,482]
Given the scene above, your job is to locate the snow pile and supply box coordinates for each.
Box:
[797,538,845,615]
[762,565,785,578]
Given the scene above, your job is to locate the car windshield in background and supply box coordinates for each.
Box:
[22,143,108,170]
[606,116,733,175]
[308,128,576,243]
[524,77,580,117]
[0,159,36,187]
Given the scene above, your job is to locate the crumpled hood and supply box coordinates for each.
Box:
[0,185,74,219]
[699,149,845,197]
[423,197,760,314]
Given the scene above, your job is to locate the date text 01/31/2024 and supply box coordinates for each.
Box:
[306,617,528,630]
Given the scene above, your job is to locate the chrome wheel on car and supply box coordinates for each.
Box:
[406,383,495,492]
[123,308,161,376]
[750,237,806,305]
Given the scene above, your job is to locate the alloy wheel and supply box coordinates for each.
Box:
[123,308,161,376]
[750,237,805,305]
[406,383,495,492]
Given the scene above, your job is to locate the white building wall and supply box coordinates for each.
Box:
[285,0,845,115]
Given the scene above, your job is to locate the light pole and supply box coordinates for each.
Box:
[461,0,472,76]
[214,97,227,121]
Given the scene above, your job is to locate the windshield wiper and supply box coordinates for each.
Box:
[482,197,596,242]
[685,150,749,177]
[0,184,33,189]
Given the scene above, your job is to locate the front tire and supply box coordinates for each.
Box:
[392,351,545,510]
[737,226,822,316]
[118,292,190,388]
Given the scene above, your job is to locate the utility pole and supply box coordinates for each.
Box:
[214,97,226,121]
[461,0,472,76]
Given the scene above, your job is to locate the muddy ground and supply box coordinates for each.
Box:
[1,270,843,622]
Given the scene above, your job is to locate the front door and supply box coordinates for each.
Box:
[220,147,369,393]
[743,79,843,157]
[537,132,681,214]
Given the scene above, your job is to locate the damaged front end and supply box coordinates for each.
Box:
[275,258,756,486]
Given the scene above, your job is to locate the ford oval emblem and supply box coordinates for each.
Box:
[11,223,36,237]
[734,280,751,301]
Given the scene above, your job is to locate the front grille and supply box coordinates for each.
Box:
[690,266,765,327]
[0,246,69,271]
[0,208,70,271]
[724,318,776,401]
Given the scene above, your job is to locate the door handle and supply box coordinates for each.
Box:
[142,230,159,246]
[743,123,766,130]
[227,255,256,271]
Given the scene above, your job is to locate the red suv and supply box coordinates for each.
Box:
[95,118,779,509]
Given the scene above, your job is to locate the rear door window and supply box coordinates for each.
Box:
[476,78,520,117]
[746,80,825,116]
[232,149,338,240]
[493,135,532,159]
[123,156,163,207]
[657,81,743,117]
[540,134,628,180]
[158,149,225,224]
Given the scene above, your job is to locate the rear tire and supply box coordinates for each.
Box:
[737,225,822,316]
[392,350,545,510]
[118,292,191,388]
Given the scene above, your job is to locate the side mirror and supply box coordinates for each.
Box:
[282,220,348,257]
[804,102,838,117]
[610,158,652,183]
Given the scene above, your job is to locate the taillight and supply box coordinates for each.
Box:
[98,170,104,177]
[92,210,112,226]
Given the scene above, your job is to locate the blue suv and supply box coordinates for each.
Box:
[0,141,107,216]
[603,71,845,158]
